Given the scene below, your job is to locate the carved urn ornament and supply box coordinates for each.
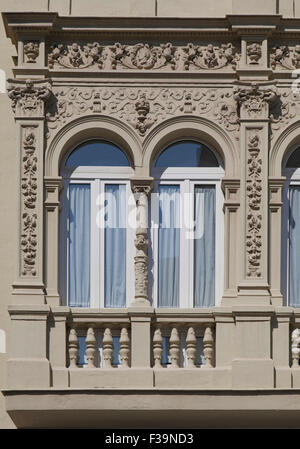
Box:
[24,42,39,63]
[247,43,262,64]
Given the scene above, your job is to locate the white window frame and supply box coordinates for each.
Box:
[60,165,135,308]
[281,167,300,306]
[150,166,224,308]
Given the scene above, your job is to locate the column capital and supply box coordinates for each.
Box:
[130,177,154,196]
[7,78,52,119]
[234,81,278,120]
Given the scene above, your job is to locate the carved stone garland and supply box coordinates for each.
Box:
[47,41,240,71]
[246,131,263,278]
[270,44,300,70]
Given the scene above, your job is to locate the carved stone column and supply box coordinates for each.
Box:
[234,82,278,304]
[7,78,52,305]
[131,180,153,307]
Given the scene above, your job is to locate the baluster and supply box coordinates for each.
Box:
[186,327,197,368]
[153,328,163,368]
[85,327,96,368]
[120,327,130,368]
[292,328,300,367]
[203,325,214,368]
[103,327,113,368]
[68,328,78,368]
[169,327,180,368]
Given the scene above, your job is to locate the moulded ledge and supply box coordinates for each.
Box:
[68,367,154,389]
[154,367,232,389]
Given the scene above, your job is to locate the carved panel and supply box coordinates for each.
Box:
[270,44,300,70]
[21,127,38,276]
[234,83,277,120]
[47,41,240,71]
[246,43,262,65]
[46,86,239,139]
[24,41,39,63]
[246,130,262,278]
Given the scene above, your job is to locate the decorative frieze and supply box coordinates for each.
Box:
[47,41,240,71]
[46,86,239,139]
[246,130,263,278]
[8,79,52,118]
[48,42,105,69]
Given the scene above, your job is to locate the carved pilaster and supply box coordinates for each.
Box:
[221,178,240,305]
[131,179,153,307]
[7,79,52,304]
[44,177,63,306]
[269,177,285,306]
[234,83,279,304]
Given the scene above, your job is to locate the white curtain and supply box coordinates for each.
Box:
[289,186,300,307]
[68,184,90,307]
[158,185,180,307]
[194,186,215,307]
[105,184,126,307]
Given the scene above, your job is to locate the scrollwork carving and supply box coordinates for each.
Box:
[46,87,240,139]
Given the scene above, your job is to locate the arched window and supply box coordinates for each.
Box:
[59,140,134,308]
[150,140,224,308]
[282,146,300,307]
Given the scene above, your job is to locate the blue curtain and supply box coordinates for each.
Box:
[194,186,215,307]
[69,184,90,307]
[105,184,126,307]
[289,186,300,307]
[158,185,180,307]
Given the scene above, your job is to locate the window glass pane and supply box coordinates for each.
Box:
[66,140,130,167]
[286,147,300,167]
[77,336,87,366]
[155,141,219,168]
[112,336,121,365]
[194,186,215,307]
[158,185,180,307]
[69,184,90,307]
[105,184,126,307]
[289,186,300,307]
